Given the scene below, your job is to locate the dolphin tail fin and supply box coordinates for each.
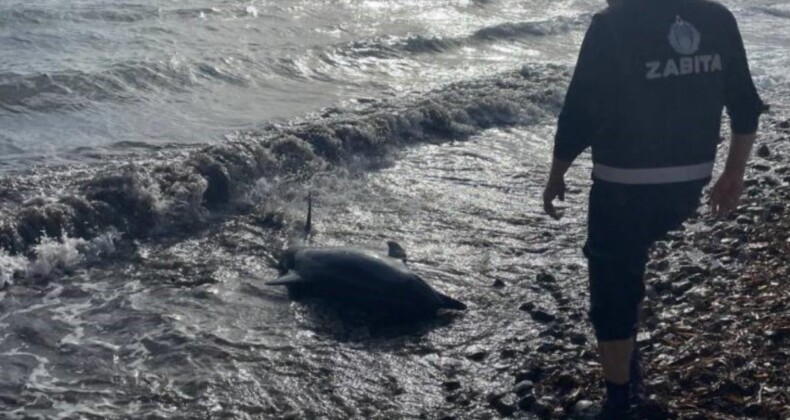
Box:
[265,271,308,286]
[437,292,467,310]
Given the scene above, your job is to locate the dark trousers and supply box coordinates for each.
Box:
[584,179,706,341]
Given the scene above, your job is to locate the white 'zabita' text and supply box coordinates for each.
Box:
[645,54,722,80]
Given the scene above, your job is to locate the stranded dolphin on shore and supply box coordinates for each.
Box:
[265,195,466,321]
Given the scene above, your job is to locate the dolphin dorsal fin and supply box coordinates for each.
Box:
[304,191,312,244]
[386,241,408,263]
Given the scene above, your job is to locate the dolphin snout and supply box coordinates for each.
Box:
[439,293,467,310]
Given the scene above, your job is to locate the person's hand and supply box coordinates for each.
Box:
[543,176,566,220]
[709,171,744,217]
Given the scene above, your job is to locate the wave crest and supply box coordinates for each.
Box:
[0,65,569,261]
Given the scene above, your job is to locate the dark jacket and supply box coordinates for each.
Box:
[554,0,763,183]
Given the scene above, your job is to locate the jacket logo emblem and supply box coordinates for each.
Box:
[645,15,721,80]
[668,16,701,55]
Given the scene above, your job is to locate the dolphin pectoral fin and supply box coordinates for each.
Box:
[265,272,308,286]
[386,240,408,263]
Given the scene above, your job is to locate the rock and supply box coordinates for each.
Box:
[736,215,754,225]
[676,264,708,278]
[515,366,545,383]
[535,341,561,354]
[538,325,562,339]
[752,162,772,172]
[645,284,658,300]
[442,381,462,392]
[466,346,489,362]
[519,302,535,312]
[757,144,771,158]
[744,402,765,417]
[487,392,517,417]
[529,309,556,324]
[748,242,770,251]
[671,280,693,296]
[536,341,557,353]
[535,272,556,284]
[0,394,21,406]
[761,175,781,187]
[554,371,578,391]
[531,397,555,419]
[569,332,588,345]
[492,279,506,288]
[518,394,536,411]
[648,259,670,272]
[687,273,705,285]
[721,237,741,247]
[768,202,785,214]
[514,380,534,397]
[574,400,597,418]
[652,277,671,293]
[765,328,789,343]
[686,284,711,298]
[500,348,518,359]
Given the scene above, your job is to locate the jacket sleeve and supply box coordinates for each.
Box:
[553,14,617,162]
[723,11,763,134]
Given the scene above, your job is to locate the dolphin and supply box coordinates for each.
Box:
[265,196,466,320]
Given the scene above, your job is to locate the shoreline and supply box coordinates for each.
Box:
[0,87,786,419]
[637,116,790,419]
[445,115,790,419]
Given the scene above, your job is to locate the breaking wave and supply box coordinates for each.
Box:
[755,4,790,19]
[0,230,118,289]
[471,15,589,40]
[0,13,587,114]
[0,5,263,26]
[0,58,254,113]
[0,65,570,275]
[334,15,589,59]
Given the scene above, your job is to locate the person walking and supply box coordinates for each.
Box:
[542,0,764,417]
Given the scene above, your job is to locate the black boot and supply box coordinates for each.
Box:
[596,400,635,420]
